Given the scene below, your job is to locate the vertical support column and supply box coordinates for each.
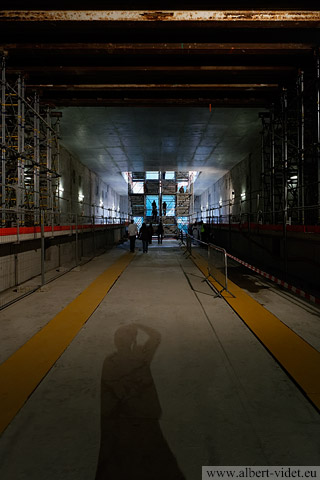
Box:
[33,93,40,224]
[270,107,275,224]
[75,213,79,267]
[316,51,320,223]
[17,75,25,227]
[40,210,45,286]
[46,108,52,216]
[56,116,61,224]
[282,89,288,275]
[260,116,265,218]
[298,70,305,224]
[21,78,25,224]
[1,57,6,226]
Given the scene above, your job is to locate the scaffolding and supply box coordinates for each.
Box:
[1,57,60,227]
[260,52,320,226]
[127,170,195,234]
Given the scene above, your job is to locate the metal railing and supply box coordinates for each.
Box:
[182,231,231,295]
[0,208,127,309]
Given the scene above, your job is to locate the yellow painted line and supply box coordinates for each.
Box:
[190,250,320,411]
[0,251,135,434]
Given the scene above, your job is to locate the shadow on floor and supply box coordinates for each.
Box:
[228,266,270,293]
[95,323,185,480]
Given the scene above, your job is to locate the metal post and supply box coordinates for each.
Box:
[224,252,228,293]
[93,213,95,252]
[14,253,19,286]
[17,75,24,227]
[298,70,305,224]
[1,57,6,226]
[271,107,275,224]
[46,108,52,215]
[40,210,45,286]
[317,51,320,223]
[56,117,61,225]
[75,213,79,266]
[282,89,288,275]
[34,93,40,225]
[261,119,265,220]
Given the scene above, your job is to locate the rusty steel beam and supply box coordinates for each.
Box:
[27,83,279,90]
[6,65,295,73]
[1,43,315,55]
[1,10,320,25]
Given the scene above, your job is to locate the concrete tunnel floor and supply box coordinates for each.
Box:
[0,239,320,480]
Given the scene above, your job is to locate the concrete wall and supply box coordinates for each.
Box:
[0,227,126,294]
[198,140,261,221]
[58,146,128,220]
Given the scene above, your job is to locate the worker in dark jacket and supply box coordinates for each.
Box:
[139,223,149,253]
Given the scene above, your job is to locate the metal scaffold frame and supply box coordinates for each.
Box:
[127,170,195,234]
[260,51,320,226]
[1,56,60,227]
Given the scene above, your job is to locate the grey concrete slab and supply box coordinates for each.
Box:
[0,242,319,480]
[0,245,130,363]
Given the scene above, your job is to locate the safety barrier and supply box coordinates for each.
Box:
[182,232,231,294]
[0,209,127,309]
[208,244,229,293]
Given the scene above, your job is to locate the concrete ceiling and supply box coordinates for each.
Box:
[59,107,262,195]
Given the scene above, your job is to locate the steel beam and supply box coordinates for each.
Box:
[1,43,315,55]
[6,65,296,73]
[1,10,320,25]
[26,83,279,90]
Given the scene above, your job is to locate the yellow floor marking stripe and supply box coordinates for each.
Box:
[190,250,320,411]
[0,251,135,434]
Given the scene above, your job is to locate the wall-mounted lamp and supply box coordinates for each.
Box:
[78,193,84,202]
[241,192,246,200]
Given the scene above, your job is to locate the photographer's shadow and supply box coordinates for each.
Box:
[95,323,185,480]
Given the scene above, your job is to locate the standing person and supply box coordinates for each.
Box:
[139,222,149,253]
[157,220,164,244]
[162,201,167,216]
[128,219,138,253]
[147,223,154,244]
[151,200,157,221]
